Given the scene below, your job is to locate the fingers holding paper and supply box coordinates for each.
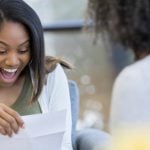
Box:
[0,103,24,137]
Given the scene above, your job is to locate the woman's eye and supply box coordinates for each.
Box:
[0,49,6,54]
[0,51,6,54]
[18,48,29,53]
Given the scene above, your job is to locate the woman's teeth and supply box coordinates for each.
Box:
[3,68,18,73]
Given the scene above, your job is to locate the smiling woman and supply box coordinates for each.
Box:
[0,21,30,87]
[0,0,73,150]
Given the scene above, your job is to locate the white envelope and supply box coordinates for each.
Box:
[0,110,66,150]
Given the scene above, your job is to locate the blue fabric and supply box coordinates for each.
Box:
[68,80,79,148]
[68,80,110,150]
[76,129,110,150]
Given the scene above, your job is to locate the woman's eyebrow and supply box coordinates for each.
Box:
[0,40,30,47]
[0,41,9,47]
[18,40,30,47]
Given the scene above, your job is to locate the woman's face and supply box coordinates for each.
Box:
[0,21,31,87]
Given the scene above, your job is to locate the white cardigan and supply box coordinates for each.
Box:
[38,64,72,150]
[110,55,150,132]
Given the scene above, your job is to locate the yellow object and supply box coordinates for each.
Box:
[108,127,150,150]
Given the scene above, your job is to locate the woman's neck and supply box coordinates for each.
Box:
[0,75,25,106]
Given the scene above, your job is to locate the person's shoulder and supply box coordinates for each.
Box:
[114,61,142,87]
[117,55,150,82]
[116,64,137,81]
[111,62,141,101]
[46,63,65,79]
[41,64,66,93]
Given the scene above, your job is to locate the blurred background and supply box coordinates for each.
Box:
[24,0,133,131]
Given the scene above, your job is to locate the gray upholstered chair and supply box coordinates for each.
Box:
[68,80,110,150]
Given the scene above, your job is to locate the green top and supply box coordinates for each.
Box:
[11,75,42,116]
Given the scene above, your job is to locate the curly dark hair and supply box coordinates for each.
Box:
[88,0,150,59]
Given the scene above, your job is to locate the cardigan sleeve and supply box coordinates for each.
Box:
[109,65,148,133]
[45,64,73,150]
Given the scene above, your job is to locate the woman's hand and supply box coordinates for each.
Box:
[0,103,24,137]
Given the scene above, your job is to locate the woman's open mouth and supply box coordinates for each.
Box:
[0,68,18,83]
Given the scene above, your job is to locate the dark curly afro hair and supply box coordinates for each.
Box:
[88,0,150,59]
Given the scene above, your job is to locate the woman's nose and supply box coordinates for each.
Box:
[5,52,20,67]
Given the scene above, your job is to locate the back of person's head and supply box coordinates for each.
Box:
[88,0,150,59]
[0,0,45,102]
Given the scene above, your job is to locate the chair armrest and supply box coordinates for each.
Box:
[75,128,110,150]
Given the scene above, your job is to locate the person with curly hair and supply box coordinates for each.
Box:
[88,0,150,132]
